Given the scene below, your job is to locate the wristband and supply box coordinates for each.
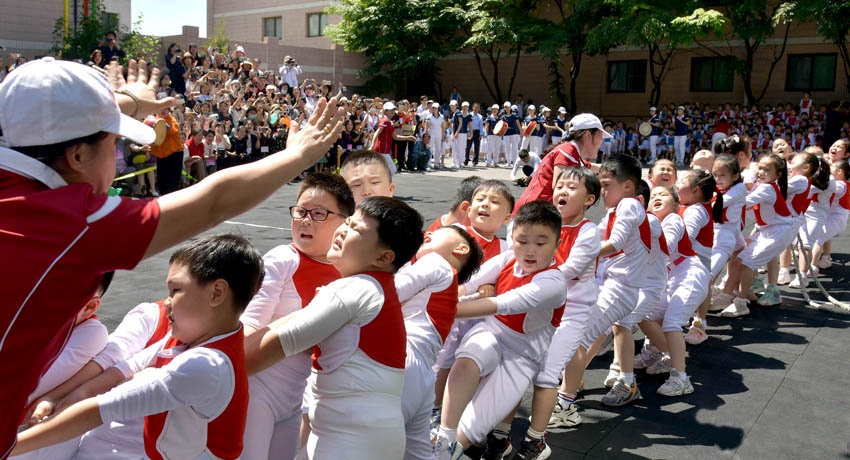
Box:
[116,89,140,118]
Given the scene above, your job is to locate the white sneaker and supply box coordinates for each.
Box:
[710,288,734,312]
[604,362,621,388]
[646,354,673,375]
[720,297,751,318]
[547,401,582,428]
[788,272,810,288]
[634,350,661,369]
[432,430,463,460]
[657,370,694,397]
[817,255,832,270]
[777,268,793,285]
[684,325,708,345]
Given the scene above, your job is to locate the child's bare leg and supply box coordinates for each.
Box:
[440,358,481,431]
[724,257,744,295]
[823,241,832,259]
[434,367,450,411]
[639,320,669,353]
[612,325,635,377]
[738,264,757,300]
[529,386,557,433]
[299,413,310,448]
[813,243,825,268]
[767,257,780,285]
[665,331,687,373]
[779,246,792,270]
[561,347,587,395]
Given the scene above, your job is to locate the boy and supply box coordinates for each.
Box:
[465,180,514,260]
[340,150,395,203]
[577,155,650,408]
[511,148,541,187]
[395,226,483,460]
[513,168,602,458]
[432,201,568,460]
[426,176,483,233]
[240,173,354,460]
[12,234,265,460]
[245,197,424,459]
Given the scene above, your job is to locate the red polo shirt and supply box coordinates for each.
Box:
[0,147,160,458]
[372,116,394,154]
[185,137,205,158]
[514,141,588,216]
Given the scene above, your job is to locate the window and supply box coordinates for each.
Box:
[101,12,119,33]
[307,13,328,37]
[786,54,836,91]
[607,60,646,93]
[263,17,282,39]
[691,57,734,92]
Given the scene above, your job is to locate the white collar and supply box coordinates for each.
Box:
[0,146,68,189]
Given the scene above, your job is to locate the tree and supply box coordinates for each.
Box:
[52,4,109,60]
[325,0,464,98]
[789,0,850,93]
[121,15,162,65]
[204,19,231,55]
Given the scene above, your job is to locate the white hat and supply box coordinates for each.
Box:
[558,107,567,114]
[542,106,551,112]
[677,105,685,111]
[491,104,499,111]
[649,106,657,112]
[0,57,154,147]
[511,105,518,111]
[461,101,469,107]
[568,113,613,138]
[265,84,277,92]
[503,101,511,107]
[432,102,440,108]
[383,101,397,111]
[449,100,458,106]
[527,104,536,111]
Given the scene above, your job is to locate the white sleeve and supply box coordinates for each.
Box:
[113,338,167,379]
[93,302,161,370]
[787,175,809,196]
[607,199,643,250]
[98,348,233,423]
[395,253,454,303]
[558,224,601,280]
[28,319,109,403]
[723,183,747,209]
[495,270,567,315]
[746,183,776,208]
[511,159,522,179]
[241,245,299,330]
[276,276,382,357]
[463,251,510,294]
[682,205,709,241]
[662,215,685,252]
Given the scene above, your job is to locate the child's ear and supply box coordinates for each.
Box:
[452,243,470,258]
[76,297,101,323]
[458,201,471,215]
[210,279,229,307]
[375,248,396,270]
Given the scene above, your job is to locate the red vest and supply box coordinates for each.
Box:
[557,220,594,280]
[145,300,171,348]
[603,199,651,258]
[753,183,792,226]
[426,274,459,343]
[494,258,566,332]
[514,142,588,216]
[144,328,248,460]
[840,181,850,210]
[292,247,341,308]
[678,203,714,249]
[466,226,503,262]
[790,178,812,215]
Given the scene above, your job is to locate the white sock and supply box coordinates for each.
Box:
[439,427,457,445]
[620,372,635,385]
[678,371,689,381]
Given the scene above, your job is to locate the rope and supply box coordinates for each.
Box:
[792,235,850,315]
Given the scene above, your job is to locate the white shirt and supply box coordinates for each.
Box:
[661,212,686,264]
[92,302,163,371]
[557,221,601,304]
[279,64,302,88]
[747,182,795,226]
[682,203,712,265]
[426,113,444,134]
[716,182,747,232]
[598,198,649,285]
[642,214,669,288]
[511,153,541,180]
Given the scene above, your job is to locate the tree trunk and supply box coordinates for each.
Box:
[507,47,522,102]
[569,51,582,114]
[472,48,499,102]
[742,38,757,105]
[754,22,791,103]
[548,58,569,109]
[837,38,850,94]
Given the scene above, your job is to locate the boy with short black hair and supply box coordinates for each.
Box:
[245,197,424,459]
[433,201,568,460]
[465,180,514,261]
[511,148,541,187]
[340,150,395,203]
[426,176,483,232]
[13,234,264,460]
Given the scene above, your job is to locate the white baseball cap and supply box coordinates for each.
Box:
[503,101,511,107]
[527,104,536,111]
[461,101,469,107]
[450,100,458,106]
[383,101,397,111]
[0,57,154,148]
[649,106,657,112]
[432,102,440,108]
[511,105,518,111]
[491,104,499,111]
[542,106,551,112]
[558,107,567,114]
[568,113,613,138]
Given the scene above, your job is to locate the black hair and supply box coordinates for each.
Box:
[812,156,831,191]
[12,131,109,167]
[766,154,789,199]
[518,148,530,159]
[297,172,356,217]
[714,134,749,156]
[714,154,742,186]
[450,176,483,212]
[357,197,424,271]
[439,226,483,285]
[512,201,562,239]
[555,166,600,208]
[833,159,850,179]
[564,128,599,143]
[599,154,642,190]
[169,234,264,312]
[340,150,393,182]
[636,179,651,210]
[473,179,516,213]
[687,169,723,222]
[97,271,115,297]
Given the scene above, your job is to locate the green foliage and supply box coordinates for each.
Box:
[121,15,161,65]
[789,0,850,92]
[52,4,109,60]
[204,19,231,55]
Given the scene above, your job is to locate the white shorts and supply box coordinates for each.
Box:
[738,224,796,271]
[825,210,850,241]
[581,278,640,348]
[10,437,79,460]
[799,216,826,249]
[455,323,539,445]
[711,227,745,280]
[534,301,596,388]
[402,345,437,460]
[661,258,710,332]
[435,319,478,370]
[75,420,144,460]
[618,284,665,330]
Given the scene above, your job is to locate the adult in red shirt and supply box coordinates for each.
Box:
[513,113,610,216]
[0,57,344,459]
[184,128,207,181]
[371,101,416,174]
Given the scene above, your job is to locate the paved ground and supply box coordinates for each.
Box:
[102,164,850,459]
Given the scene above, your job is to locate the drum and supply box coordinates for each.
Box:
[522,120,537,136]
[639,121,652,137]
[143,116,167,146]
[493,120,508,136]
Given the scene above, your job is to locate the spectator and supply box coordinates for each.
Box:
[279,55,302,93]
[409,132,433,171]
[97,31,125,66]
[88,49,104,68]
[164,43,186,95]
[184,128,207,181]
[150,106,184,194]
[511,148,541,186]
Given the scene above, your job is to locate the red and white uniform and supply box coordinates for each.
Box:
[240,245,339,460]
[425,214,451,234]
[621,214,668,328]
[681,202,714,270]
[0,147,159,458]
[456,252,567,444]
[825,180,850,241]
[740,182,797,270]
[801,179,834,249]
[655,213,710,332]
[535,220,601,388]
[514,141,589,216]
[712,183,747,279]
[274,272,406,460]
[466,226,508,262]
[97,327,247,460]
[394,253,457,460]
[582,198,650,347]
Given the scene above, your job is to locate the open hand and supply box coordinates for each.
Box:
[108,59,176,119]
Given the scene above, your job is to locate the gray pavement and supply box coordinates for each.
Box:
[101,164,850,459]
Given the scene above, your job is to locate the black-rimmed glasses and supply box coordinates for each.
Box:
[289,206,339,222]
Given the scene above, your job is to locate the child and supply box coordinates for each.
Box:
[432,201,568,460]
[12,234,265,460]
[511,149,542,186]
[774,152,816,288]
[816,141,850,267]
[244,197,424,459]
[240,173,354,460]
[340,150,395,203]
[648,159,677,188]
[721,155,797,317]
[515,168,601,457]
[425,176,483,233]
[786,154,831,289]
[690,149,715,171]
[395,226,482,460]
[819,160,850,267]
[465,180,514,260]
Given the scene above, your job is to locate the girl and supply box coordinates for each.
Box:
[720,155,796,317]
[648,159,677,188]
[788,154,831,288]
[818,160,850,268]
[715,134,756,190]
[774,152,820,288]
